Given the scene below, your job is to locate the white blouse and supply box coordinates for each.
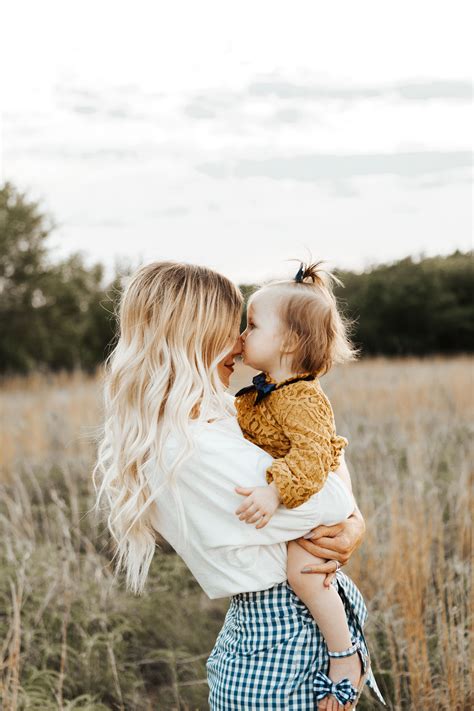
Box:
[150,412,354,599]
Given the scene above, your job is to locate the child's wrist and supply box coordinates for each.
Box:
[269,481,281,500]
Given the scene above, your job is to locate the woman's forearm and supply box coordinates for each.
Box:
[294,454,365,569]
[332,452,353,495]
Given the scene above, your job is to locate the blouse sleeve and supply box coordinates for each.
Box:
[266,390,348,509]
[162,423,349,549]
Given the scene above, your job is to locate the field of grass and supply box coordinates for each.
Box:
[0,358,472,710]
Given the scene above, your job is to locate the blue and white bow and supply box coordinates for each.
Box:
[314,671,357,705]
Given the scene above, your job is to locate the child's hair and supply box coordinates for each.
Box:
[93,261,243,593]
[253,261,358,375]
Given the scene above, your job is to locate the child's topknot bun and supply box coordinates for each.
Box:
[294,261,341,290]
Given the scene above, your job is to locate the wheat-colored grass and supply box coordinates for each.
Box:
[0,358,472,709]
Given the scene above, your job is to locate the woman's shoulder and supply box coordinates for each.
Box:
[172,414,263,456]
[161,415,272,489]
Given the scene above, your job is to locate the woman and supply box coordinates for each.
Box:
[94,261,385,710]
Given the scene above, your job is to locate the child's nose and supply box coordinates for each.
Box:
[232,336,244,355]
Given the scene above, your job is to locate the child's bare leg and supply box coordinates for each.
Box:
[287,540,361,710]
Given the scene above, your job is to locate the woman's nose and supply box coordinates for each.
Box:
[233,337,243,356]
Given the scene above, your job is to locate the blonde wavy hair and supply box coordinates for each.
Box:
[93,261,243,593]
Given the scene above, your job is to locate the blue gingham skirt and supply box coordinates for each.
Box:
[207,572,385,710]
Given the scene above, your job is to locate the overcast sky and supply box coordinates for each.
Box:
[1,0,472,283]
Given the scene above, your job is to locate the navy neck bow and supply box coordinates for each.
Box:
[235,372,316,405]
[252,372,277,404]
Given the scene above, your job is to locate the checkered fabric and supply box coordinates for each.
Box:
[207,572,385,710]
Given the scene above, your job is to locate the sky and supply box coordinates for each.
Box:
[1,0,472,284]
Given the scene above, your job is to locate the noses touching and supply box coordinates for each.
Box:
[234,336,244,356]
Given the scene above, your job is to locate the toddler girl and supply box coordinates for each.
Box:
[234,262,368,711]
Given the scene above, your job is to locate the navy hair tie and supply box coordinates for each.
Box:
[294,264,305,283]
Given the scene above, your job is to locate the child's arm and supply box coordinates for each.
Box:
[234,481,281,528]
[268,391,347,509]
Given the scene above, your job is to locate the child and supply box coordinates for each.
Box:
[234,262,368,711]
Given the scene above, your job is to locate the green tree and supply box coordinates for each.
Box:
[334,252,474,355]
[1,180,472,373]
[239,283,258,332]
[0,182,53,371]
[0,182,119,373]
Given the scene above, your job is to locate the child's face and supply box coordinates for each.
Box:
[241,292,285,373]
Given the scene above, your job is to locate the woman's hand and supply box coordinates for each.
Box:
[297,507,366,586]
[235,482,280,528]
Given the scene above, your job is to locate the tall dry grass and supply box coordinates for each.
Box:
[321,357,473,710]
[0,358,472,710]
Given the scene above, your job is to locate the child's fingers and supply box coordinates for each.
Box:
[255,515,270,529]
[235,497,256,515]
[245,510,264,524]
[239,513,252,522]
[235,486,255,496]
[239,504,259,521]
[324,572,336,587]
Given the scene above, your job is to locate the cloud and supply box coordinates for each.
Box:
[248,81,381,101]
[417,173,474,189]
[181,77,472,127]
[55,83,148,122]
[198,151,473,182]
[152,206,192,218]
[73,104,99,115]
[183,99,217,120]
[396,81,473,101]
[182,92,240,120]
[330,180,359,198]
[247,79,473,103]
[270,108,304,124]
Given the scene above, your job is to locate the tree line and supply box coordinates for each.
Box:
[0,182,472,374]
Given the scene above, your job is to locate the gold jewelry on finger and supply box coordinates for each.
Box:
[333,560,341,572]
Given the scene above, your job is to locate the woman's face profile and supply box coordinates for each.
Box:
[217,330,243,387]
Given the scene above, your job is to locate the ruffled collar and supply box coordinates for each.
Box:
[235,371,318,404]
[263,371,316,386]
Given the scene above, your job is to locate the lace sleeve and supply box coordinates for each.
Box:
[266,390,348,509]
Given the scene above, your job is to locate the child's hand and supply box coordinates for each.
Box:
[234,483,280,528]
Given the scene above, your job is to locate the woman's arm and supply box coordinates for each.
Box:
[331,449,353,494]
[295,453,365,585]
[176,428,353,549]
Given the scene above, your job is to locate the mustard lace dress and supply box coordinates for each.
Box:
[235,372,348,509]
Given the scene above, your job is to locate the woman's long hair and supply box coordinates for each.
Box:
[93,262,243,593]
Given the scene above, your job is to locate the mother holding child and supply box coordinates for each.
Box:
[94,260,385,710]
